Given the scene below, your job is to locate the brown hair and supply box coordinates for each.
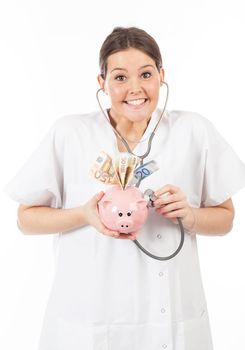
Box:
[99,26,163,79]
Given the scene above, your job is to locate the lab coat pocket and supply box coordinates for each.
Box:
[108,323,172,350]
[180,310,213,350]
[55,319,109,350]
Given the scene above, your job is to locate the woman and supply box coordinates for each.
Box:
[5,26,245,350]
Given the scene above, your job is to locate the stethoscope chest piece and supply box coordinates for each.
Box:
[143,188,158,207]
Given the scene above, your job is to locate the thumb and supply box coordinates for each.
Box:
[93,191,105,202]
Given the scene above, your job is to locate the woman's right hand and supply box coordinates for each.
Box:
[83,191,136,240]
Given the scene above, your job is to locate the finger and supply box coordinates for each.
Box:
[154,191,187,209]
[99,223,120,237]
[156,200,187,213]
[153,194,178,208]
[104,229,120,238]
[154,184,180,197]
[96,215,131,239]
[154,194,183,207]
[115,233,136,240]
[169,218,178,225]
[95,191,105,203]
[161,208,187,219]
[99,228,119,237]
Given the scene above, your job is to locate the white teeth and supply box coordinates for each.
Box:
[126,98,146,106]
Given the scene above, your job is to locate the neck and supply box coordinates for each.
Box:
[107,109,151,143]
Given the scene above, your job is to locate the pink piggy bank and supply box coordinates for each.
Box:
[98,185,149,236]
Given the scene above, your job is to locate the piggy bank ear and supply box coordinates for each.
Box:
[101,200,118,213]
[130,199,148,212]
[101,200,112,210]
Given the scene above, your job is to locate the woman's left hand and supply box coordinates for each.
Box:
[153,184,195,230]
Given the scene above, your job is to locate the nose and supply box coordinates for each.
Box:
[128,77,143,95]
[117,220,133,232]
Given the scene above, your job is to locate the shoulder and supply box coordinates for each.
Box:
[166,109,216,138]
[166,109,228,150]
[166,109,211,128]
[52,110,101,131]
[48,110,102,138]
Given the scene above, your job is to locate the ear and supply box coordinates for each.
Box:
[130,199,148,211]
[160,68,165,86]
[97,74,107,94]
[101,200,113,210]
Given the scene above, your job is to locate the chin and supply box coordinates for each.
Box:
[120,101,154,122]
[126,114,151,123]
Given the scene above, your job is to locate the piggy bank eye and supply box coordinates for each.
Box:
[118,212,123,217]
[127,211,132,216]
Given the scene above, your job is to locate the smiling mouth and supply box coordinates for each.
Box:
[124,98,148,106]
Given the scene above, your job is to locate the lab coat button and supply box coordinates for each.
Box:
[157,234,162,239]
[162,344,167,349]
[159,272,164,277]
[161,308,166,313]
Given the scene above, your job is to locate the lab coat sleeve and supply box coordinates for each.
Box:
[4,120,64,208]
[200,118,245,207]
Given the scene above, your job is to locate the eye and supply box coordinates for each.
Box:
[142,71,152,79]
[127,212,132,216]
[118,212,123,217]
[115,75,126,81]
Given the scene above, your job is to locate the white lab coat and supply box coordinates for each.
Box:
[5,108,245,350]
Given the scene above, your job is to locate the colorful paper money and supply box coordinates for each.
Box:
[112,153,140,189]
[89,151,118,185]
[129,160,159,185]
[90,151,159,189]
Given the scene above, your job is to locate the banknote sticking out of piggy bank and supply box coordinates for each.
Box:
[98,185,149,236]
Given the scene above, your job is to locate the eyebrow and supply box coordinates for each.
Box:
[110,64,155,73]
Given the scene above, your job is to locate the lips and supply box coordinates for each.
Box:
[123,98,149,111]
[124,98,148,106]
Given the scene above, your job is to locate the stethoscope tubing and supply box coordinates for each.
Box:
[96,83,185,260]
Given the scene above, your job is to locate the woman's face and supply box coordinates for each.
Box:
[98,48,164,123]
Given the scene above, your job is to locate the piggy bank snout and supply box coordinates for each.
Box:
[116,218,133,232]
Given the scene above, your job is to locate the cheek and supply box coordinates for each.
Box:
[107,80,160,102]
[147,82,160,99]
[108,86,124,102]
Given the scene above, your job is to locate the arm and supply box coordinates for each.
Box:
[17,204,87,234]
[17,192,135,239]
[17,192,122,238]
[183,198,234,235]
[154,185,235,236]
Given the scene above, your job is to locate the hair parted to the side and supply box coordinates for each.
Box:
[99,27,163,80]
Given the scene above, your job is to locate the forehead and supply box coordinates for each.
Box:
[107,48,156,71]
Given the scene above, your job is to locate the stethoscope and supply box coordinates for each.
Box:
[96,82,185,261]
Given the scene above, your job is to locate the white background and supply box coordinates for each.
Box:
[1,0,245,349]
